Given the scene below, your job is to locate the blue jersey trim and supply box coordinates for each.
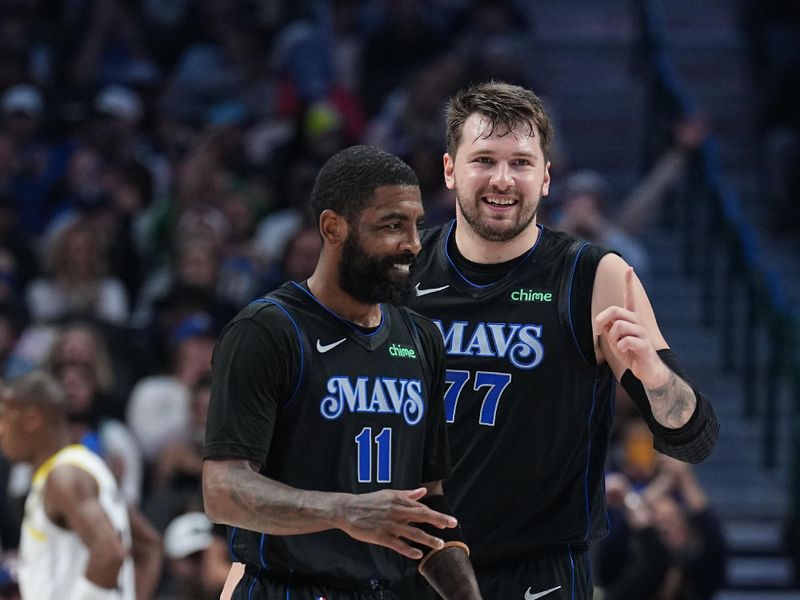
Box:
[291,281,385,336]
[247,576,257,600]
[228,527,241,562]
[583,377,599,539]
[443,220,545,289]
[566,241,591,365]
[568,544,576,600]
[249,298,305,407]
[604,379,616,537]
[259,532,268,570]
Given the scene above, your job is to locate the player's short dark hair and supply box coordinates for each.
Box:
[310,145,419,224]
[2,370,67,416]
[445,81,554,160]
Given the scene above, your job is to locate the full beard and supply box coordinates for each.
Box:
[338,234,416,305]
[455,185,539,242]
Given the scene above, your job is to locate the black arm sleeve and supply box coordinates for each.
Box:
[621,349,719,463]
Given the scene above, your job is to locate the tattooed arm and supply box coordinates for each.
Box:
[201,459,455,559]
[593,254,718,460]
[593,254,696,428]
[644,368,696,429]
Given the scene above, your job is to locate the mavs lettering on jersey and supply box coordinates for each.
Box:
[320,376,425,425]
[433,320,545,370]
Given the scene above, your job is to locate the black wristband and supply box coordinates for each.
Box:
[620,349,719,463]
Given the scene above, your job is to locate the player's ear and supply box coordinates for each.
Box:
[443,153,455,190]
[319,209,347,246]
[541,160,551,197]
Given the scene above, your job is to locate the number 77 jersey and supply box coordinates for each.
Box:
[407,222,616,566]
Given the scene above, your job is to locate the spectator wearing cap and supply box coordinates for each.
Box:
[1,84,44,129]
[162,511,230,600]
[83,84,169,228]
[88,85,145,164]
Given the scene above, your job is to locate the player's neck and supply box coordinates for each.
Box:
[30,431,70,472]
[454,217,541,264]
[307,273,382,328]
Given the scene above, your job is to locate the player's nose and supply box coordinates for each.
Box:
[489,162,513,191]
[402,229,421,255]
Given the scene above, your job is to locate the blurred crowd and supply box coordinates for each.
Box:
[741,0,800,234]
[0,0,745,598]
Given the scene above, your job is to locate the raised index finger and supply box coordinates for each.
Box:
[624,267,636,313]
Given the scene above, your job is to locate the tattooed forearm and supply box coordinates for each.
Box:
[203,460,339,535]
[645,369,696,428]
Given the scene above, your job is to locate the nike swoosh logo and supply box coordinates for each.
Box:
[316,338,347,353]
[525,586,561,600]
[414,283,450,296]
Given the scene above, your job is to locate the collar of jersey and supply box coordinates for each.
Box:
[441,220,545,294]
[291,281,391,350]
[31,444,87,487]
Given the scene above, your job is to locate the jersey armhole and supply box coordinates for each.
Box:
[248,298,306,408]
[556,240,606,376]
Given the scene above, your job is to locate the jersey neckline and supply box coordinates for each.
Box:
[437,220,547,297]
[289,281,392,351]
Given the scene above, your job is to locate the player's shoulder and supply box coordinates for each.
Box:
[400,306,444,350]
[233,283,304,323]
[403,306,440,333]
[419,222,449,249]
[43,446,112,497]
[541,225,614,264]
[220,283,306,342]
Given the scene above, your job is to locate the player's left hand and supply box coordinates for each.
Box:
[595,267,670,388]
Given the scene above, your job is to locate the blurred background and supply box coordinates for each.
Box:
[0,0,797,598]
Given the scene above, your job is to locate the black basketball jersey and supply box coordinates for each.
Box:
[204,281,450,586]
[407,222,615,566]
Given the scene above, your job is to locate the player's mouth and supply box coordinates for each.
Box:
[481,194,517,210]
[386,252,416,276]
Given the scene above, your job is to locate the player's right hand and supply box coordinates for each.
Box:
[336,487,457,559]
